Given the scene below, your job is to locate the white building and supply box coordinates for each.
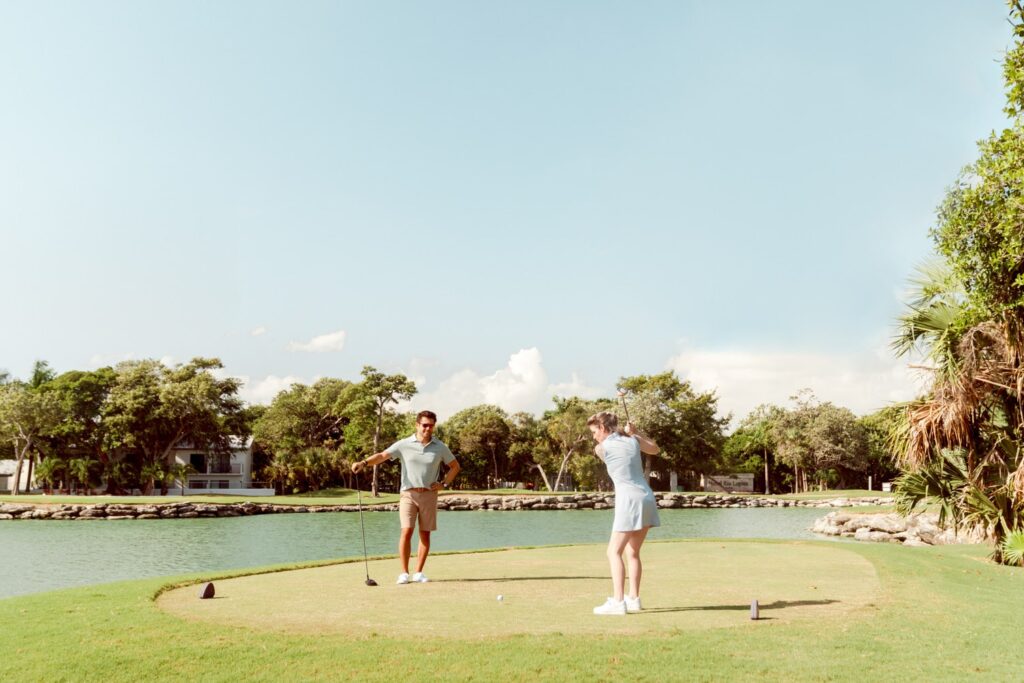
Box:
[0,459,33,493]
[168,436,274,496]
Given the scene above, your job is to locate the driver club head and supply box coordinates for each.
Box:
[365,578,378,587]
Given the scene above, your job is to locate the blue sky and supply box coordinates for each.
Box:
[0,1,1013,421]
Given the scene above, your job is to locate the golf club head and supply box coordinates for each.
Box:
[365,578,378,587]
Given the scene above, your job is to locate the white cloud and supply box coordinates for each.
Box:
[404,357,441,388]
[407,348,605,421]
[665,344,927,425]
[88,352,136,367]
[549,372,605,401]
[250,326,268,337]
[287,330,347,353]
[236,374,314,405]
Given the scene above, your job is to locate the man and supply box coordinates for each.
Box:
[351,410,460,584]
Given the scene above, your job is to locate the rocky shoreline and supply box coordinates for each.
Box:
[811,510,989,546]
[0,492,892,521]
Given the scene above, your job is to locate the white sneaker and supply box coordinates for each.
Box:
[411,572,429,583]
[593,597,626,616]
[625,596,642,613]
[396,573,410,584]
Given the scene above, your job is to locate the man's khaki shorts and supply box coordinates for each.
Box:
[399,489,438,531]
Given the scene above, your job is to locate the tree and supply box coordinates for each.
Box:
[441,405,511,488]
[39,368,117,483]
[347,366,416,496]
[617,372,728,490]
[890,1,1024,563]
[0,383,63,495]
[28,361,56,389]
[773,391,869,492]
[723,404,784,494]
[169,462,196,495]
[103,358,245,478]
[252,378,356,493]
[253,379,352,456]
[537,397,604,492]
[67,457,99,495]
[857,407,902,489]
[506,411,550,488]
[33,457,66,494]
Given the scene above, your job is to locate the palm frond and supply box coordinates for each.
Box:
[1001,529,1024,567]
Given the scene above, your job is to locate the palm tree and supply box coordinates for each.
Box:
[259,461,291,495]
[34,457,66,494]
[139,462,165,496]
[892,262,1024,562]
[169,463,196,495]
[68,457,97,495]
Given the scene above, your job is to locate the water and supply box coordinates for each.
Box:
[0,507,831,599]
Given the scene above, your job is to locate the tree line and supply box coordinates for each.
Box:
[1,357,897,497]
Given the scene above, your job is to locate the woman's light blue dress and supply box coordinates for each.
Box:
[600,433,660,532]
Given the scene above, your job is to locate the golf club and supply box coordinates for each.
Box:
[355,471,377,587]
[617,389,631,424]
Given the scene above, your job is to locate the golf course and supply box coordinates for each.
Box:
[2,538,1022,681]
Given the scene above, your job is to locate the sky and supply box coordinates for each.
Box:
[0,1,1014,423]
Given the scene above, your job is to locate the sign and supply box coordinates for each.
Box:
[702,473,755,493]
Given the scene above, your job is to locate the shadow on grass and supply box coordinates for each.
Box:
[432,576,606,583]
[641,599,839,614]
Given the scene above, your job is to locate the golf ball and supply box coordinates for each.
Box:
[496,595,503,601]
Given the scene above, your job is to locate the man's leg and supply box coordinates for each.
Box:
[412,490,437,578]
[415,530,431,572]
[399,527,414,574]
[398,491,418,575]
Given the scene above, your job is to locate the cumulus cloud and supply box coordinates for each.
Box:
[250,326,268,337]
[287,330,347,353]
[236,374,314,405]
[407,348,604,420]
[404,357,441,388]
[88,352,136,367]
[666,344,927,424]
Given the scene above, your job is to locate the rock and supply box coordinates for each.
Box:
[854,527,897,543]
[0,514,13,520]
[902,537,929,547]
[198,582,215,599]
[844,514,906,534]
[136,514,161,520]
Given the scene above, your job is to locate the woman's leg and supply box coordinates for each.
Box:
[623,527,650,599]
[606,532,630,601]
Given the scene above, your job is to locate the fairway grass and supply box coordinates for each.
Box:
[3,540,1023,682]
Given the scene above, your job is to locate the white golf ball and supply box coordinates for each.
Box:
[496,594,503,601]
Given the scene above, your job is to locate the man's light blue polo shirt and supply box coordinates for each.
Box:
[384,435,456,491]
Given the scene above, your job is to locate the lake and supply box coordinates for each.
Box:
[0,507,834,598]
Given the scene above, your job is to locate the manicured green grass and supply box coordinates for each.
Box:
[2,539,1022,682]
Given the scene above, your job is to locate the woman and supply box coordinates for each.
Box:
[587,411,661,616]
